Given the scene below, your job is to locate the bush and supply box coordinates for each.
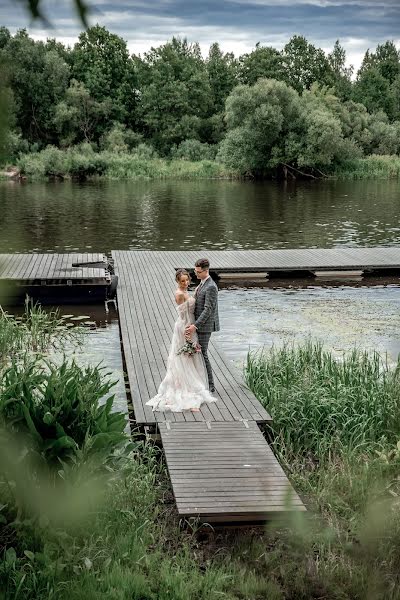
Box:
[171,139,217,161]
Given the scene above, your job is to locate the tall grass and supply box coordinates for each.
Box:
[0,299,82,362]
[245,341,400,461]
[17,146,238,181]
[334,155,400,179]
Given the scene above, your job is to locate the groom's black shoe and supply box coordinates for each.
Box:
[209,386,216,393]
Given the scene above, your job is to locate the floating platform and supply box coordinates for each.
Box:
[173,247,400,278]
[0,253,112,304]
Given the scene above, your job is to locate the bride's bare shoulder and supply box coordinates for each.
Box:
[175,289,188,305]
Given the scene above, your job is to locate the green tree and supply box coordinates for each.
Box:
[206,42,238,113]
[391,75,400,121]
[218,78,353,176]
[353,67,395,119]
[1,30,70,145]
[71,25,137,124]
[217,78,303,174]
[328,40,353,100]
[0,26,11,49]
[135,37,212,154]
[282,35,335,93]
[359,41,400,84]
[238,44,284,86]
[365,111,400,155]
[53,79,112,145]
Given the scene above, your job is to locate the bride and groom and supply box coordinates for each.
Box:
[146,258,219,412]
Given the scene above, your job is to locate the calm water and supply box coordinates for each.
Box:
[2,178,399,411]
[1,178,399,252]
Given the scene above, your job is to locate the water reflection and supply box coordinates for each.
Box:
[217,285,400,366]
[1,178,399,253]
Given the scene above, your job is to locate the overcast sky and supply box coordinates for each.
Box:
[2,0,400,73]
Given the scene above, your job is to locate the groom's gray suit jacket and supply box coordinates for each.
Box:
[194,277,220,333]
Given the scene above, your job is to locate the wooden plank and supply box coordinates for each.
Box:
[159,420,304,523]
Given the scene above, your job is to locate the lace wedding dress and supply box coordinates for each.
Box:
[146,296,217,412]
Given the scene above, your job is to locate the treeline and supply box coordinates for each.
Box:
[1,25,400,177]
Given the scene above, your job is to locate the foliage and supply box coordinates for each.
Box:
[17,145,234,180]
[246,341,400,461]
[71,25,137,127]
[0,26,399,178]
[171,139,217,161]
[53,79,113,145]
[282,35,335,93]
[135,37,213,154]
[206,42,238,113]
[1,29,70,145]
[0,303,129,534]
[334,154,400,179]
[239,43,284,86]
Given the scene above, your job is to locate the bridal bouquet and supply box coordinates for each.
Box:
[177,341,202,356]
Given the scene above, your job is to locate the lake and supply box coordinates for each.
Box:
[1,178,399,253]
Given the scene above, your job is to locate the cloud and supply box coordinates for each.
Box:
[2,0,399,73]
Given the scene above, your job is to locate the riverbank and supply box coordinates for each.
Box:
[3,340,400,598]
[12,146,238,181]
[3,147,400,182]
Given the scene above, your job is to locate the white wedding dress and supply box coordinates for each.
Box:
[146,296,217,412]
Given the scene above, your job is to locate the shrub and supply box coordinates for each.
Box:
[171,139,217,161]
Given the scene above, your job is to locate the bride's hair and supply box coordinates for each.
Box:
[175,268,191,283]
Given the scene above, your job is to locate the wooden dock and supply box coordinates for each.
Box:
[161,247,400,276]
[0,253,111,304]
[112,250,306,523]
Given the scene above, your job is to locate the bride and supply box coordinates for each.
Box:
[146,269,217,412]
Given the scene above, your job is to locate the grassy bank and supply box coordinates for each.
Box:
[8,146,400,182]
[333,155,400,179]
[4,338,400,598]
[15,145,238,181]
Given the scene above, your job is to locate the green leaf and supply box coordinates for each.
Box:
[5,547,17,565]
[43,412,54,425]
[24,550,35,561]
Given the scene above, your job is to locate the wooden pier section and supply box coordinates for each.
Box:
[112,250,307,523]
[0,252,110,304]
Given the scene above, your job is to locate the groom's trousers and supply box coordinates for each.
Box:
[197,331,214,390]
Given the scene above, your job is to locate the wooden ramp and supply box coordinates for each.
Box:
[112,250,305,523]
[159,421,305,523]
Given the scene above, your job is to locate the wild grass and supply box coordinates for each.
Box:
[0,299,82,362]
[245,341,400,462]
[4,326,400,598]
[17,146,238,181]
[334,155,400,179]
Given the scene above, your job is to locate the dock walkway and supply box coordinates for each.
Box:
[112,250,306,523]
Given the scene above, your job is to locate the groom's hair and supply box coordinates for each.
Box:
[195,258,210,270]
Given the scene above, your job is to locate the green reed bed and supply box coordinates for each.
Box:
[334,155,400,179]
[245,341,400,462]
[16,146,238,181]
[244,341,400,597]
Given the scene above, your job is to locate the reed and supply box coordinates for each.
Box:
[334,155,400,179]
[17,146,238,181]
[245,340,400,462]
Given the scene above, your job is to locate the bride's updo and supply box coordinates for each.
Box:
[175,268,191,283]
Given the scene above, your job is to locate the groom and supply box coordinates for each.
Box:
[185,258,220,393]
